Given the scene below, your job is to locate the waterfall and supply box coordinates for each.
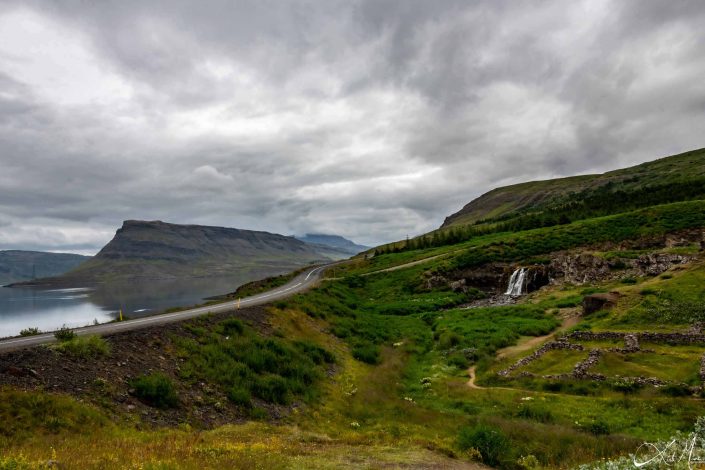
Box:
[505,267,527,296]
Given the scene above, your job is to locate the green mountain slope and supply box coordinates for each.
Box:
[442,147,705,228]
[0,250,90,285]
[22,220,328,285]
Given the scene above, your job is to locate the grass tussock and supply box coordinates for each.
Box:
[55,335,110,359]
[129,373,179,409]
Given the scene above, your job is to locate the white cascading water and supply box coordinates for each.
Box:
[505,267,527,296]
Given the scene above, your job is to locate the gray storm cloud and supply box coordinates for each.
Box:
[0,0,704,253]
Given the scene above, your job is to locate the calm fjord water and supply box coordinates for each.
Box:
[0,273,262,337]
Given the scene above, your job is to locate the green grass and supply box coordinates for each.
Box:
[175,316,335,406]
[591,260,705,330]
[55,335,110,359]
[452,201,705,270]
[592,352,701,385]
[355,200,705,279]
[0,388,109,439]
[521,349,588,376]
[434,306,559,358]
[443,147,705,228]
[130,373,179,409]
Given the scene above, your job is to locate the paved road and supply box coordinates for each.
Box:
[0,264,331,353]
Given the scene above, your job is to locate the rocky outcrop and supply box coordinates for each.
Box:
[524,265,551,292]
[550,254,612,284]
[431,230,700,295]
[432,263,551,294]
[582,292,621,315]
[634,253,691,276]
[549,252,694,285]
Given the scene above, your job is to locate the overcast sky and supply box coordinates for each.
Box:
[1,0,704,254]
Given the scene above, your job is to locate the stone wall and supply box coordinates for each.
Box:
[499,330,703,388]
[566,331,705,345]
[573,349,602,378]
[498,340,583,376]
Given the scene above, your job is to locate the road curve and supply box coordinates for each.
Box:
[0,264,331,353]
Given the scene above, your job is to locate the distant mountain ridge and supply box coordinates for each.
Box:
[442,147,705,228]
[0,250,90,285]
[297,234,369,259]
[18,220,328,285]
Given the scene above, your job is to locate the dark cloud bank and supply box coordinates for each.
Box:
[0,0,703,253]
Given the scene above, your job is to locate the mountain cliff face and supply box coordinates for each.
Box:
[442,147,705,228]
[0,251,90,285]
[23,220,328,285]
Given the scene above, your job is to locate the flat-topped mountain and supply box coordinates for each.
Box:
[0,250,90,285]
[442,147,705,228]
[297,233,369,259]
[18,220,328,285]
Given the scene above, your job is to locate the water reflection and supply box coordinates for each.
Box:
[0,269,282,338]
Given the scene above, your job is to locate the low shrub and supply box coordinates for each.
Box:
[130,373,178,409]
[252,375,290,404]
[294,340,336,365]
[438,331,463,349]
[457,424,510,467]
[0,455,36,469]
[227,387,252,408]
[54,326,76,342]
[19,327,40,337]
[220,318,244,336]
[352,342,381,364]
[585,309,609,319]
[555,296,582,308]
[516,403,554,423]
[56,335,110,359]
[542,381,565,393]
[661,383,692,397]
[447,352,469,369]
[585,419,611,435]
[610,378,642,394]
[248,406,268,420]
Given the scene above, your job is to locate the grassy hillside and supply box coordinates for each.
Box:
[442,147,705,228]
[3,153,705,468]
[3,197,704,467]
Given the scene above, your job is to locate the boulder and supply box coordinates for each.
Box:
[582,292,620,315]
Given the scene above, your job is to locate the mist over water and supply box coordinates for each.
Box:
[0,271,276,337]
